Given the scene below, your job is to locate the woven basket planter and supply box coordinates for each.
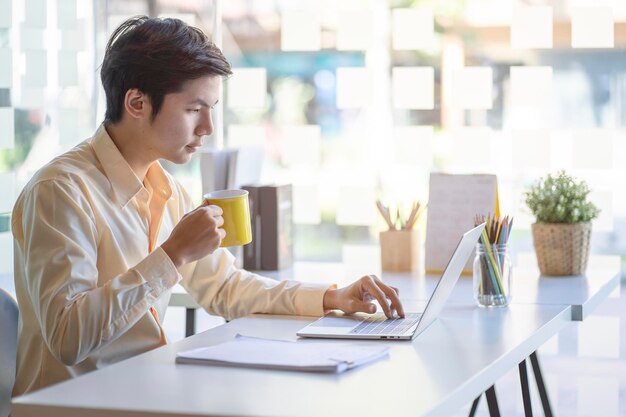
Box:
[531,222,592,276]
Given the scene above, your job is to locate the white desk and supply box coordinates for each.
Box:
[213,255,620,321]
[169,255,620,336]
[12,303,571,417]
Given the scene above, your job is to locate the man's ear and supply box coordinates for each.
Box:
[123,88,151,120]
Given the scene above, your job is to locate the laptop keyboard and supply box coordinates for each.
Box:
[349,313,422,335]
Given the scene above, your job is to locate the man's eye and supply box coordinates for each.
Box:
[189,109,201,113]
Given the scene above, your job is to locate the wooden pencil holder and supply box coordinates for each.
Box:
[380,229,420,272]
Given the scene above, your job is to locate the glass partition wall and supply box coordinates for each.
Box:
[1,0,625,292]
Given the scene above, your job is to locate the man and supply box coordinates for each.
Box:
[11,16,404,396]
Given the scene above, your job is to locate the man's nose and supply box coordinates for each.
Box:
[196,111,213,137]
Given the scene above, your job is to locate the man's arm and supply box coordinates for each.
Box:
[17,179,181,365]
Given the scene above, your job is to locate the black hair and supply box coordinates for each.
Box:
[101,16,232,123]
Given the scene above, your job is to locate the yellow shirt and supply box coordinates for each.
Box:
[11,124,328,396]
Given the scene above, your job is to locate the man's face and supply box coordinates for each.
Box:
[144,75,221,164]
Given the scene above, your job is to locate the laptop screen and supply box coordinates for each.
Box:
[414,223,485,335]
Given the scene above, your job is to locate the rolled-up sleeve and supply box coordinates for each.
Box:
[16,179,180,366]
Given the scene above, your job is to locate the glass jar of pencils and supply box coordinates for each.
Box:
[473,243,512,307]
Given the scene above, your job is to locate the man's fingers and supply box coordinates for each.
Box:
[214,215,224,227]
[364,276,393,318]
[378,281,405,318]
[205,204,223,216]
[351,300,376,314]
[366,276,405,318]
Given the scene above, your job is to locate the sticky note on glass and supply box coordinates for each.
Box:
[0,108,15,149]
[336,67,371,109]
[281,125,321,167]
[23,51,47,88]
[58,108,84,148]
[0,0,11,28]
[391,8,435,50]
[0,49,11,88]
[227,68,267,109]
[512,130,551,172]
[57,0,77,30]
[18,88,45,108]
[571,7,614,48]
[21,27,46,50]
[281,11,320,51]
[393,125,433,168]
[451,128,493,170]
[336,185,376,226]
[61,29,86,50]
[24,0,46,28]
[573,129,613,169]
[510,66,552,107]
[58,51,79,87]
[293,184,321,224]
[336,10,373,51]
[227,125,265,148]
[452,67,492,109]
[511,6,553,48]
[392,67,434,110]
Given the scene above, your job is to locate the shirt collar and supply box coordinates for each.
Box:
[145,160,173,202]
[91,124,173,208]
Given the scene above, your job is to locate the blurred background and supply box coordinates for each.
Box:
[2,0,626,273]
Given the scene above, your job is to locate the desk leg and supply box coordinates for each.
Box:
[468,395,481,417]
[485,386,501,417]
[518,359,534,417]
[185,308,196,337]
[530,351,553,417]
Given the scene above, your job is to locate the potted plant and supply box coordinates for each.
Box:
[524,171,600,276]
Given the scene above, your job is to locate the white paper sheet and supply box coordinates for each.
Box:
[176,334,389,373]
[425,173,498,273]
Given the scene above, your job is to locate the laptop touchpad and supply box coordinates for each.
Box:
[310,317,361,328]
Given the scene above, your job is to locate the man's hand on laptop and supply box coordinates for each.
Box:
[322,275,405,319]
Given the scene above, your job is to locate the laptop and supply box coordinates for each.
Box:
[296,223,486,340]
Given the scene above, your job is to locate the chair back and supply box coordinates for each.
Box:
[0,289,18,417]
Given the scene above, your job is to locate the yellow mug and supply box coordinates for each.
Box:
[203,189,253,247]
